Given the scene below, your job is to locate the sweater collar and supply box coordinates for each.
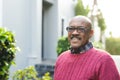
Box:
[70,42,93,54]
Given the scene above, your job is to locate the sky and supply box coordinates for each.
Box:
[83,0,120,37]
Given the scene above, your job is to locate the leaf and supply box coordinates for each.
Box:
[0,27,19,79]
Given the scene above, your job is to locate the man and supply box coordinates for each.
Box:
[54,16,120,80]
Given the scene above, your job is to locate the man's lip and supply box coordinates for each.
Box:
[70,36,81,40]
[71,38,80,42]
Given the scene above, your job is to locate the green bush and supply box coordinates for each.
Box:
[42,72,52,80]
[12,66,40,80]
[56,36,106,56]
[12,66,52,80]
[0,27,19,80]
[93,41,104,49]
[105,37,120,55]
[56,36,70,56]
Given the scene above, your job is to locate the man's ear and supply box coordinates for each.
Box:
[89,29,94,38]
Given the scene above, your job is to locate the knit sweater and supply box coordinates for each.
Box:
[54,48,120,80]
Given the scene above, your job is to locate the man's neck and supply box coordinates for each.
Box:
[70,42,93,54]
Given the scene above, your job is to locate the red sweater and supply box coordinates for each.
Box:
[54,48,120,80]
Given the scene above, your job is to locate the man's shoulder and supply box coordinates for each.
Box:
[91,47,112,59]
[90,48,115,66]
[92,47,109,54]
[58,50,70,57]
[55,50,70,63]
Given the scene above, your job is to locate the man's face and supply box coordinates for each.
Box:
[67,19,93,48]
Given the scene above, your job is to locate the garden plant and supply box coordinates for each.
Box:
[0,27,19,80]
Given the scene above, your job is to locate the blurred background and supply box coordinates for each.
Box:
[0,0,120,79]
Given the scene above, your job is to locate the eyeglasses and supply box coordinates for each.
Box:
[66,26,90,33]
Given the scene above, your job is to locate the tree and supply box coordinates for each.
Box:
[75,0,89,16]
[97,9,106,42]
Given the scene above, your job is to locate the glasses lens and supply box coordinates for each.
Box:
[78,27,85,33]
[66,27,74,32]
[66,26,90,33]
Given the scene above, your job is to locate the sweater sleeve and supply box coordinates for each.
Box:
[97,55,120,80]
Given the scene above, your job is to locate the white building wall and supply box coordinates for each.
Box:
[43,0,58,60]
[42,0,77,60]
[0,0,2,26]
[3,0,30,69]
[1,0,77,74]
[28,0,42,65]
[58,0,76,37]
[2,0,42,79]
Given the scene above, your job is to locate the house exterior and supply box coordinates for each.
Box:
[0,0,76,79]
[0,0,119,79]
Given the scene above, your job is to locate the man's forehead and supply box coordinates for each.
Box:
[69,19,89,26]
[70,17,91,23]
[69,16,92,27]
[70,16,91,23]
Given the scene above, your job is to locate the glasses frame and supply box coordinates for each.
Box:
[66,26,91,33]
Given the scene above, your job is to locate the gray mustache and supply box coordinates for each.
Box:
[70,35,81,40]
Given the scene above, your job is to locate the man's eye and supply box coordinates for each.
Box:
[78,28,85,32]
[69,28,74,30]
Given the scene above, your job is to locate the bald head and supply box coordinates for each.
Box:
[69,16,92,29]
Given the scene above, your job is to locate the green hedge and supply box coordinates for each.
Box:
[105,37,120,55]
[57,35,120,56]
[56,36,105,56]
